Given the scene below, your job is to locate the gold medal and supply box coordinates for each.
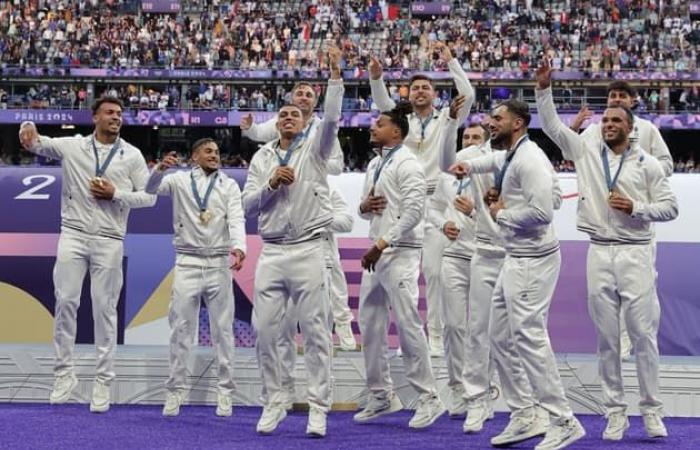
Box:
[199,209,213,225]
[90,176,104,187]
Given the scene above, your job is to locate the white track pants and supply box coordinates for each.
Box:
[53,230,123,384]
[421,227,447,339]
[165,262,236,395]
[462,247,509,404]
[253,240,332,411]
[275,237,351,399]
[482,251,535,412]
[359,248,438,400]
[440,255,471,389]
[587,243,663,414]
[493,250,573,421]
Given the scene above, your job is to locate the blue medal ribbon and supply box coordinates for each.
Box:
[275,121,313,166]
[91,135,121,177]
[373,144,402,186]
[494,134,529,194]
[601,145,630,193]
[456,177,471,195]
[191,170,219,212]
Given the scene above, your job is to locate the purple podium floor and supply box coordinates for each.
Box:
[0,404,698,449]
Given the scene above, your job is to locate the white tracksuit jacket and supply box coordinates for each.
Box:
[536,87,678,244]
[359,145,427,248]
[242,113,345,175]
[369,58,474,193]
[242,79,344,243]
[28,133,156,238]
[145,166,247,260]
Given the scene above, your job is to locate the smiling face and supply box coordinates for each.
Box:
[607,89,634,109]
[462,125,486,148]
[276,105,305,139]
[489,105,522,149]
[92,101,122,137]
[369,114,401,148]
[601,107,633,148]
[291,84,318,117]
[408,78,435,109]
[192,141,220,172]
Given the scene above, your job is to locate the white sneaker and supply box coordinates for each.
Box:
[306,407,327,437]
[395,346,403,357]
[463,401,494,433]
[408,394,446,429]
[90,380,111,413]
[447,387,468,418]
[491,409,548,446]
[216,392,233,417]
[643,411,668,438]
[256,406,287,434]
[49,373,78,404]
[280,387,295,412]
[335,322,357,351]
[428,335,444,358]
[535,416,586,450]
[353,392,404,423]
[603,411,629,440]
[162,392,182,417]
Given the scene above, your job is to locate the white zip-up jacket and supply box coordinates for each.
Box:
[580,115,673,177]
[427,172,476,259]
[242,114,345,175]
[145,166,246,265]
[370,58,474,192]
[242,79,344,243]
[466,135,560,258]
[536,87,679,244]
[322,187,354,266]
[359,145,426,248]
[27,133,155,240]
[439,119,562,253]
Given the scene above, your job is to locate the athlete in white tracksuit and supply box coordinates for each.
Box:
[369,43,474,354]
[452,99,586,449]
[145,140,246,418]
[426,162,476,417]
[18,100,155,413]
[241,57,344,437]
[242,88,354,350]
[440,117,563,436]
[352,106,445,429]
[277,187,356,408]
[575,84,673,361]
[536,75,678,440]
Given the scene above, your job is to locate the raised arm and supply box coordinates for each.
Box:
[439,97,463,172]
[437,42,473,122]
[496,152,554,230]
[19,121,75,160]
[241,115,279,143]
[368,55,397,112]
[310,47,344,162]
[534,59,587,162]
[631,156,679,222]
[382,159,426,245]
[226,179,248,254]
[145,151,179,195]
[328,188,354,233]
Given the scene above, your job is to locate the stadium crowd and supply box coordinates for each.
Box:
[0,0,697,73]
